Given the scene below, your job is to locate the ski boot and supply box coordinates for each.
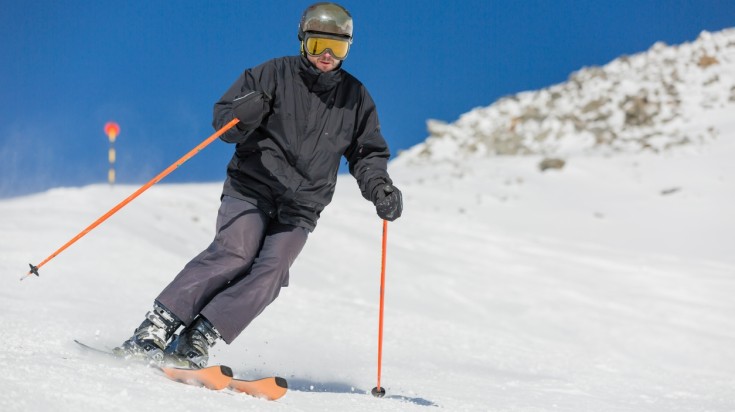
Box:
[165,316,221,369]
[114,302,182,363]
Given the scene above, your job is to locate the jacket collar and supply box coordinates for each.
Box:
[298,55,343,92]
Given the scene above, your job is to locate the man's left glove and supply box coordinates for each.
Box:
[373,183,403,221]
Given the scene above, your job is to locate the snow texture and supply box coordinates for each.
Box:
[1,29,734,412]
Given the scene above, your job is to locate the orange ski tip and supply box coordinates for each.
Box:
[229,376,288,400]
[161,365,233,390]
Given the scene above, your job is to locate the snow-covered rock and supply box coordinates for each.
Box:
[398,28,735,165]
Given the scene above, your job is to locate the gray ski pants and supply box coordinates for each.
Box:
[156,195,309,343]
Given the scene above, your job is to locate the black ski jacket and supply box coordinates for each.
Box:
[213,55,392,231]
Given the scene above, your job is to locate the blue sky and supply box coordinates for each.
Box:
[1,0,732,198]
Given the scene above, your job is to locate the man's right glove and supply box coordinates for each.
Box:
[373,183,403,221]
[232,91,271,131]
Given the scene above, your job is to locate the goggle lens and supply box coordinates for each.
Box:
[304,35,350,59]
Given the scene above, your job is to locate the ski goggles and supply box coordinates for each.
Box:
[303,33,351,60]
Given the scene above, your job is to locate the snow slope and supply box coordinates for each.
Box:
[1,30,735,412]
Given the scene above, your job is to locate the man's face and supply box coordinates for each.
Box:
[307,51,340,73]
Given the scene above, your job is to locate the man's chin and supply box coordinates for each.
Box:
[317,61,337,72]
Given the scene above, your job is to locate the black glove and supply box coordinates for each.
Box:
[373,183,403,221]
[232,91,271,131]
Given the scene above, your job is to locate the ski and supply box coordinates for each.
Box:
[74,339,117,357]
[74,339,288,400]
[159,365,233,390]
[160,365,288,400]
[229,376,289,400]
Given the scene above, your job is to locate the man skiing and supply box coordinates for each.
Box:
[115,2,403,369]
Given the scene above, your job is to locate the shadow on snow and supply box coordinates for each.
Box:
[288,378,438,407]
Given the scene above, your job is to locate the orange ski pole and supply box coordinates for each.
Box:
[21,118,240,281]
[372,219,388,397]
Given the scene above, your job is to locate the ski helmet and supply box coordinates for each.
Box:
[298,2,353,41]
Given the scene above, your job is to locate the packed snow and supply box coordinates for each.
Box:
[1,30,734,412]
